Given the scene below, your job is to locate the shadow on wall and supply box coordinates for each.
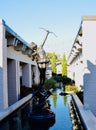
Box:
[84,60,96,85]
[83,60,96,113]
[0,66,3,91]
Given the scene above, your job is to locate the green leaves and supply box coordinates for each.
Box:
[61,53,67,76]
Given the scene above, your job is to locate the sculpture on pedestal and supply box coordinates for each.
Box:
[28,29,57,129]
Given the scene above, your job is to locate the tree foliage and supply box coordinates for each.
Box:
[46,52,54,60]
[46,52,60,64]
[44,77,57,90]
[61,53,67,76]
[50,52,57,75]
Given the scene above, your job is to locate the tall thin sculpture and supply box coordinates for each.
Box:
[30,28,57,86]
[28,29,56,127]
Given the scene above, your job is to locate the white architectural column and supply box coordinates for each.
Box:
[82,16,96,115]
[7,59,20,106]
[68,55,83,90]
[0,20,8,110]
[22,63,32,88]
[74,56,83,89]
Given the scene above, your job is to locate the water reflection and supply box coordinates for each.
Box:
[52,93,57,108]
[0,90,72,130]
[50,91,72,130]
[52,90,69,107]
[0,103,31,130]
[63,96,67,106]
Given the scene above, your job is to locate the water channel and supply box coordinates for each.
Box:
[0,89,74,130]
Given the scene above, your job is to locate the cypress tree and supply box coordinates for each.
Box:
[61,53,67,76]
[51,52,57,75]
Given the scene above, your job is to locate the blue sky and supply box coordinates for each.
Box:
[0,0,96,57]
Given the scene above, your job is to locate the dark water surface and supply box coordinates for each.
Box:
[0,89,72,130]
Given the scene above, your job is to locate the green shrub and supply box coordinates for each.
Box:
[62,76,72,85]
[65,85,79,93]
[52,75,62,82]
[52,75,73,84]
[44,77,57,90]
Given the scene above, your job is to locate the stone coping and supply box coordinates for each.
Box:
[82,16,96,21]
[0,94,32,121]
[72,93,96,130]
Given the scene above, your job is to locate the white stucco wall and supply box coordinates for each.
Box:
[82,18,96,115]
[7,47,37,65]
[0,19,40,111]
[7,59,20,106]
[0,20,8,110]
[68,53,83,89]
[68,16,96,116]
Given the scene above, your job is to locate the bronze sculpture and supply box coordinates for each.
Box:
[30,28,57,86]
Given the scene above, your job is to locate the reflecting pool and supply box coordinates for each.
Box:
[0,89,72,130]
[50,90,72,130]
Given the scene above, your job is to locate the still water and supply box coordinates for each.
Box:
[0,90,72,130]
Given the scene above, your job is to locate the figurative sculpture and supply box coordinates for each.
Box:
[30,28,57,86]
[28,29,57,129]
